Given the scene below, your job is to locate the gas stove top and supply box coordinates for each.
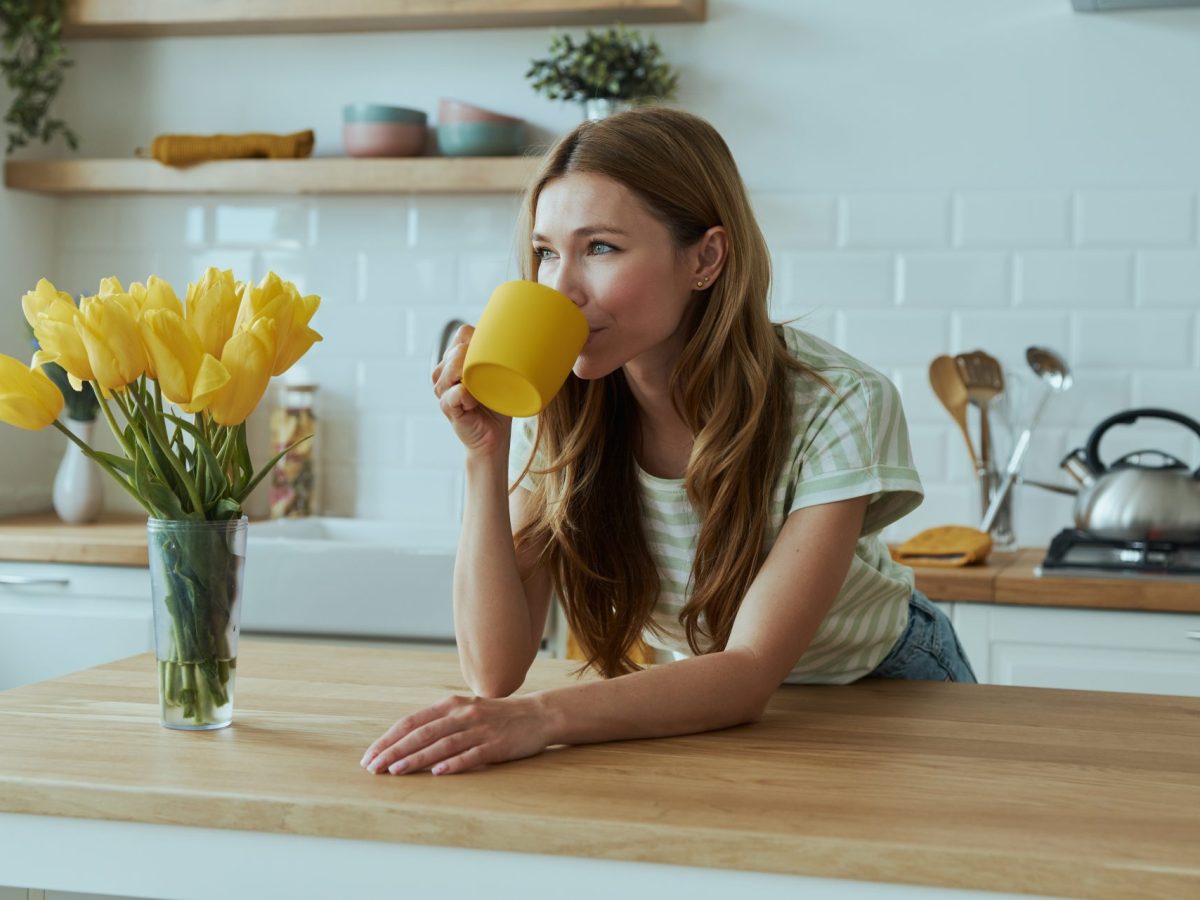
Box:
[1037,528,1200,579]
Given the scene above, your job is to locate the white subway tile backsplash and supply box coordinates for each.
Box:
[1136,251,1200,307]
[357,360,435,412]
[1039,368,1133,428]
[58,198,120,250]
[457,252,521,306]
[1132,371,1200,419]
[750,192,837,249]
[906,425,949,482]
[782,252,895,309]
[405,414,468,469]
[215,201,310,247]
[1075,313,1193,370]
[955,312,1071,374]
[409,195,523,251]
[840,310,949,366]
[954,191,1070,248]
[898,252,1010,308]
[1016,251,1132,308]
[839,193,948,249]
[316,301,405,359]
[361,251,456,305]
[311,197,411,249]
[114,198,208,249]
[1075,190,1195,247]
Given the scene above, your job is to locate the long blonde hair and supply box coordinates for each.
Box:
[513,107,813,678]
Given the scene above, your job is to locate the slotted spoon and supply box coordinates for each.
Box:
[954,350,1005,477]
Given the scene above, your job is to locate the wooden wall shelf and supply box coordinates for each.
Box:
[3,157,543,196]
[63,0,707,38]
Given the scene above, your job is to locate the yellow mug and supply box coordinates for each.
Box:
[462,280,589,418]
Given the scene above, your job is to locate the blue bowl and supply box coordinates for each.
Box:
[343,104,427,125]
[436,121,524,157]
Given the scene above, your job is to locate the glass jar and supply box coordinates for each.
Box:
[269,383,318,518]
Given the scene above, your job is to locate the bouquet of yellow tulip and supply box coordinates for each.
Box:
[0,267,321,728]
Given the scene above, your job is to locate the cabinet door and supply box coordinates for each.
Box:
[953,603,1200,696]
[0,563,153,691]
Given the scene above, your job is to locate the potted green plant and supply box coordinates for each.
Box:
[526,24,679,121]
[1,0,78,155]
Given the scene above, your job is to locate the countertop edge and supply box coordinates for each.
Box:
[1,779,1189,898]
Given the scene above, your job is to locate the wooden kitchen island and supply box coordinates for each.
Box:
[0,641,1197,899]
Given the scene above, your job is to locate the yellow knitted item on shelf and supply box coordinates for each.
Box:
[892,525,992,568]
[149,129,315,166]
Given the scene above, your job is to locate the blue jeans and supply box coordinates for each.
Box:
[868,590,978,683]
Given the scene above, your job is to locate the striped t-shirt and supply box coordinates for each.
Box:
[509,325,924,684]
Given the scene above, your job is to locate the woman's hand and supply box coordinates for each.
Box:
[432,323,511,459]
[360,694,554,776]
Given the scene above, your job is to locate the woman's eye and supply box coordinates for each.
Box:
[589,241,616,255]
[533,246,556,261]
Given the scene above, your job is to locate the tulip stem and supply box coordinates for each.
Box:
[129,382,206,518]
[52,420,155,516]
[113,389,176,503]
[96,390,136,461]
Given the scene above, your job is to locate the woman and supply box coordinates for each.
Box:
[361,107,976,777]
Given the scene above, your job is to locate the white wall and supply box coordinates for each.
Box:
[5,0,1200,544]
[0,83,59,514]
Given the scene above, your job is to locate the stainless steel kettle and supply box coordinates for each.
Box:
[1059,407,1200,543]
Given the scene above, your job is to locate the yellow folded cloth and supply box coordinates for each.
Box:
[892,525,992,568]
[149,129,315,167]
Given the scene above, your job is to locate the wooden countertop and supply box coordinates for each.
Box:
[0,512,148,566]
[0,641,1196,898]
[1,513,1197,613]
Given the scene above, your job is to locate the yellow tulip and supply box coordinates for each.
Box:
[129,276,184,379]
[139,309,230,413]
[20,278,74,331]
[208,317,276,426]
[0,354,64,431]
[74,294,148,391]
[25,293,96,390]
[130,275,184,318]
[234,272,322,376]
[185,268,241,360]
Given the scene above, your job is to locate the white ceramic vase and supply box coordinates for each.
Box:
[52,418,104,524]
[583,98,635,121]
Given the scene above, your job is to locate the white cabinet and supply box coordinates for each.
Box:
[0,562,153,692]
[952,602,1200,696]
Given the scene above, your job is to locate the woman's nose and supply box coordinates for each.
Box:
[543,263,585,308]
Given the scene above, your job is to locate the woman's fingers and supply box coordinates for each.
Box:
[360,697,459,767]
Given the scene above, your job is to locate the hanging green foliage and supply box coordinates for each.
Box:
[1,0,78,156]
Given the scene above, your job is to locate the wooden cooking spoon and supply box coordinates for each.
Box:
[929,355,979,472]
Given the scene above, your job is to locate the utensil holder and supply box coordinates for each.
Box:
[978,462,1016,551]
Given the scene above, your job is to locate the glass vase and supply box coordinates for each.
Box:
[147,516,247,730]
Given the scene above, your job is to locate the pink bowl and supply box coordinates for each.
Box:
[343,122,427,158]
[438,98,522,125]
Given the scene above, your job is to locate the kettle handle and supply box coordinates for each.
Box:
[1084,407,1200,478]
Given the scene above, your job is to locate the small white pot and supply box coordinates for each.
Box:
[52,417,104,524]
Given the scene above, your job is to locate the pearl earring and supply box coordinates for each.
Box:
[696,278,707,288]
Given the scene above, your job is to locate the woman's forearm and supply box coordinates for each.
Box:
[532,649,774,746]
[453,454,537,696]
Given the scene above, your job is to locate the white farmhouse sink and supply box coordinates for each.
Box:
[241,517,459,641]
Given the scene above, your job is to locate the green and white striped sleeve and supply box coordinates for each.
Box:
[786,368,923,536]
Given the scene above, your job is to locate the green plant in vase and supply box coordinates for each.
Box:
[526,24,679,119]
[0,270,322,728]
